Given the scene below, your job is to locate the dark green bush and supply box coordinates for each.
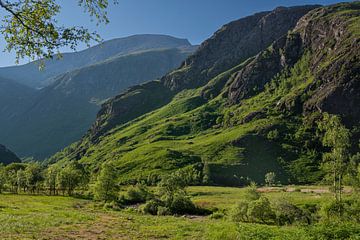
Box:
[157,206,171,216]
[247,196,276,224]
[273,199,311,225]
[169,192,196,215]
[123,184,152,204]
[210,212,224,219]
[141,199,164,215]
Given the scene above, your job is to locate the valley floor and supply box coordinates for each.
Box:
[0,186,355,239]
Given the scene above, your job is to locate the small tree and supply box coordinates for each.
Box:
[57,163,82,195]
[17,169,27,192]
[25,163,43,194]
[318,113,350,202]
[265,172,276,187]
[44,165,60,195]
[0,165,6,193]
[244,182,260,201]
[93,162,118,202]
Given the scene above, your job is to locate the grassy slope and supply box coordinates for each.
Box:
[0,186,346,240]
[50,2,360,186]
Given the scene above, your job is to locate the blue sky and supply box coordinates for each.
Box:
[0,0,350,67]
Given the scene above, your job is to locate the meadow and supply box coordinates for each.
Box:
[1,185,357,240]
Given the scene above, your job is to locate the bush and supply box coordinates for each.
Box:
[123,184,151,204]
[320,200,345,220]
[247,196,276,224]
[157,206,171,216]
[169,192,196,215]
[210,212,224,219]
[231,200,249,222]
[244,182,260,201]
[103,201,122,211]
[141,199,164,215]
[273,199,310,225]
[308,221,360,240]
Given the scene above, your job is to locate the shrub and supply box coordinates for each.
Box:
[267,129,279,141]
[157,206,171,216]
[273,199,310,225]
[231,200,249,222]
[265,172,276,187]
[123,184,151,204]
[247,196,276,224]
[210,212,224,219]
[308,221,360,240]
[320,200,345,220]
[169,192,196,215]
[244,182,260,201]
[141,199,164,215]
[103,201,122,211]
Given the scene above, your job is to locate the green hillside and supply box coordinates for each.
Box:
[49,3,360,186]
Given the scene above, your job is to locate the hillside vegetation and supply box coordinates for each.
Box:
[49,3,360,186]
[0,37,196,159]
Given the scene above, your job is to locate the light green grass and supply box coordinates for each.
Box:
[1,186,356,239]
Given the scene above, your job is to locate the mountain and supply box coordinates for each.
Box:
[48,3,360,187]
[0,144,20,165]
[0,38,196,159]
[0,34,192,88]
[88,5,319,141]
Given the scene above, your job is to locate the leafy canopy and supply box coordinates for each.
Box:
[0,0,116,64]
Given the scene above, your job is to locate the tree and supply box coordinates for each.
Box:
[57,163,82,195]
[25,163,43,194]
[318,113,350,202]
[0,0,115,63]
[265,172,276,187]
[93,162,118,202]
[244,182,260,201]
[44,165,60,195]
[0,164,6,193]
[16,169,27,192]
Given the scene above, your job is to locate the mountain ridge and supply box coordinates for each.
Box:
[47,4,360,187]
[0,34,192,88]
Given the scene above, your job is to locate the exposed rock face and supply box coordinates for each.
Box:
[227,33,304,103]
[162,5,319,91]
[227,2,360,125]
[89,5,318,140]
[0,144,20,165]
[298,4,360,125]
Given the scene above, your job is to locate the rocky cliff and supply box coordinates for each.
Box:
[89,5,319,140]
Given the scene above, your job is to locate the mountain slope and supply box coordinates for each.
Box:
[1,47,194,159]
[0,145,20,165]
[0,78,36,130]
[46,4,357,187]
[0,34,192,88]
[89,5,319,139]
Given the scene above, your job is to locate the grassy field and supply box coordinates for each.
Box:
[0,186,355,240]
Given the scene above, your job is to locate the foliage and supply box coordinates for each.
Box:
[318,113,351,202]
[122,184,151,204]
[93,162,118,202]
[273,199,311,225]
[244,182,260,201]
[57,162,83,195]
[265,172,276,186]
[141,199,163,215]
[0,0,115,63]
[247,196,276,224]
